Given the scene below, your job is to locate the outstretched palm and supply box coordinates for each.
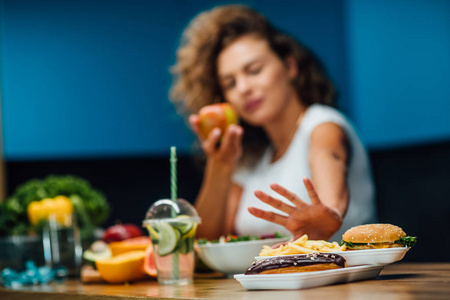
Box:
[248,177,342,240]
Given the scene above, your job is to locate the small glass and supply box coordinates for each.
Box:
[42,213,82,277]
[143,199,200,285]
[0,235,44,271]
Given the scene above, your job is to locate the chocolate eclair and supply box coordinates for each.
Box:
[245,253,346,275]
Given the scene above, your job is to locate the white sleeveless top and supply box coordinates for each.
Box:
[233,104,377,242]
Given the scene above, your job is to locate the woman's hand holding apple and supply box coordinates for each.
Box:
[190,104,243,240]
[189,103,243,166]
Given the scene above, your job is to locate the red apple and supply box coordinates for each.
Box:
[198,103,238,140]
[102,223,143,243]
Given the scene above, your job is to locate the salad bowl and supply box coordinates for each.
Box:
[194,234,290,276]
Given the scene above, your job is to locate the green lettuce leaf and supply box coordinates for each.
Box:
[395,236,417,247]
[341,236,417,248]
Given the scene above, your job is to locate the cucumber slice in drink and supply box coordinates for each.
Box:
[157,222,180,256]
[172,215,194,235]
[182,223,198,239]
[177,237,189,255]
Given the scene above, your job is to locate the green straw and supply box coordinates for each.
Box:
[170,146,178,208]
[169,146,179,280]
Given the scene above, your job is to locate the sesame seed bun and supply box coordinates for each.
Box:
[342,224,406,244]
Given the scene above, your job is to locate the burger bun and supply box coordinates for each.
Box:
[342,224,406,244]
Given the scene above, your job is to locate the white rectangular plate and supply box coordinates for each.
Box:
[234,265,383,290]
[256,247,409,267]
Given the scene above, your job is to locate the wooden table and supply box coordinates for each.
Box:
[1,263,449,300]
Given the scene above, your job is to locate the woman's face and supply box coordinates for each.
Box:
[217,35,298,126]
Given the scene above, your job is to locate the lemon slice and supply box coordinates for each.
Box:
[146,225,159,240]
[157,222,180,256]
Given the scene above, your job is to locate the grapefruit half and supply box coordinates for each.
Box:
[144,244,157,278]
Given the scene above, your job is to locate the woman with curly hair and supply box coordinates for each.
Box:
[170,5,376,242]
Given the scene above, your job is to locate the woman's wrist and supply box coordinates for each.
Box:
[206,157,236,177]
[315,213,343,240]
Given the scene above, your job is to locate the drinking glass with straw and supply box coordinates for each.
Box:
[142,146,201,285]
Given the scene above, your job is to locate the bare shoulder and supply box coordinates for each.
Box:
[310,122,348,146]
[309,122,350,162]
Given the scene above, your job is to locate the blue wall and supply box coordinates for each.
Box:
[0,0,198,160]
[346,0,450,149]
[1,0,449,160]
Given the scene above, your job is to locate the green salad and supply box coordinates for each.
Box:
[197,232,287,245]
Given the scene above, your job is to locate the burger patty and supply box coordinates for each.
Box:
[343,242,404,250]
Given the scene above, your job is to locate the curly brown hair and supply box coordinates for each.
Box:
[170,5,336,163]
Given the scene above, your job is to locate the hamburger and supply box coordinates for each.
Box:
[341,224,417,250]
[245,253,346,275]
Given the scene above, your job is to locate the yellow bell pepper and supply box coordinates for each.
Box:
[27,196,74,226]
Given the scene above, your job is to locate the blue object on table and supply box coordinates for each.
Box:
[0,260,66,287]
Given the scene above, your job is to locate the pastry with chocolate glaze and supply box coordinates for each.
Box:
[245,253,346,275]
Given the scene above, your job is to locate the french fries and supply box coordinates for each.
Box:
[259,234,346,256]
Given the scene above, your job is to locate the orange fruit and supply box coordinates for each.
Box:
[144,244,157,278]
[109,236,151,256]
[95,250,146,283]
